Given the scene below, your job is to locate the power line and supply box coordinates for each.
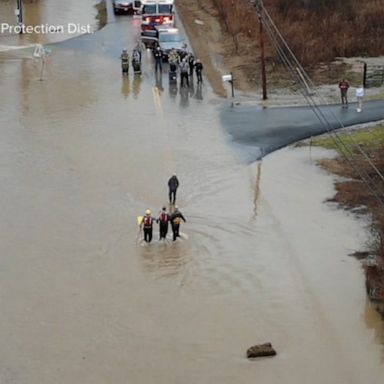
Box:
[253,0,384,206]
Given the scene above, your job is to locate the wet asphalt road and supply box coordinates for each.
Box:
[221,100,384,160]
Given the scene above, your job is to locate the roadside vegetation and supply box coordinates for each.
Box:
[95,0,107,29]
[212,0,384,66]
[182,0,384,89]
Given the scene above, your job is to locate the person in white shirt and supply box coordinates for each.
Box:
[356,86,365,112]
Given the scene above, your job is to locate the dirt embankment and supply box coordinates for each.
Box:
[176,0,228,97]
[176,0,384,103]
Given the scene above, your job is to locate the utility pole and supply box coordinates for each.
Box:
[255,0,267,100]
[16,0,24,33]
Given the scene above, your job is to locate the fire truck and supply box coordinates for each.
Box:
[140,0,175,31]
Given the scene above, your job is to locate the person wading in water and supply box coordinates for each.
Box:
[157,206,169,241]
[140,209,154,243]
[168,174,179,204]
[169,205,186,241]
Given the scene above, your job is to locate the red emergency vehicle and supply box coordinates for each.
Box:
[140,0,175,31]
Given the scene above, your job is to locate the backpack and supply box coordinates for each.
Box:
[173,216,181,225]
[159,212,168,223]
[143,216,153,228]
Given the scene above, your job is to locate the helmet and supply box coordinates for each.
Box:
[174,205,179,210]
[145,209,151,215]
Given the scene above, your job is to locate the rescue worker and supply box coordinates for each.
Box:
[154,46,163,74]
[168,174,179,204]
[168,49,179,73]
[338,78,349,107]
[195,58,204,84]
[121,49,129,75]
[179,58,189,87]
[134,41,143,62]
[141,209,154,243]
[156,206,169,240]
[132,49,141,74]
[170,205,186,241]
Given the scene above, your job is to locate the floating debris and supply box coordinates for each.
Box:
[247,343,277,359]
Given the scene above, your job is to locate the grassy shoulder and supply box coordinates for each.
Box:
[312,124,384,153]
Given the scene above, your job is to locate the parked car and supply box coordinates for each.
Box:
[157,28,186,60]
[140,25,173,50]
[140,29,159,50]
[113,0,136,15]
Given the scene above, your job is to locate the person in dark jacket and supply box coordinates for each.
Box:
[188,53,195,77]
[156,206,169,240]
[154,46,163,74]
[195,58,203,84]
[168,174,179,204]
[338,78,349,107]
[169,205,186,241]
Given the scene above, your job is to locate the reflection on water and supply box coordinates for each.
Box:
[252,161,263,218]
[195,83,203,100]
[155,72,163,93]
[140,241,188,278]
[0,0,100,44]
[120,73,143,100]
[121,76,130,99]
[169,81,177,99]
[179,85,189,108]
[188,79,195,97]
[132,74,142,99]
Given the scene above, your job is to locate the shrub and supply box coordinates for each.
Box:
[211,0,384,67]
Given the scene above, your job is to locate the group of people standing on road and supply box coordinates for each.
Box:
[139,174,187,243]
[175,52,204,86]
[338,78,365,112]
[155,46,204,86]
[121,42,204,90]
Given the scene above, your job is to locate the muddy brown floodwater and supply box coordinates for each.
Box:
[0,1,384,383]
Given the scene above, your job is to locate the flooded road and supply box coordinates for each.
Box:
[1,1,384,383]
[0,0,100,44]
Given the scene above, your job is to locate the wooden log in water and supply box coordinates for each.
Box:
[247,343,277,358]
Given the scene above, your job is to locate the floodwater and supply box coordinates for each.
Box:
[1,1,384,383]
[0,0,100,44]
